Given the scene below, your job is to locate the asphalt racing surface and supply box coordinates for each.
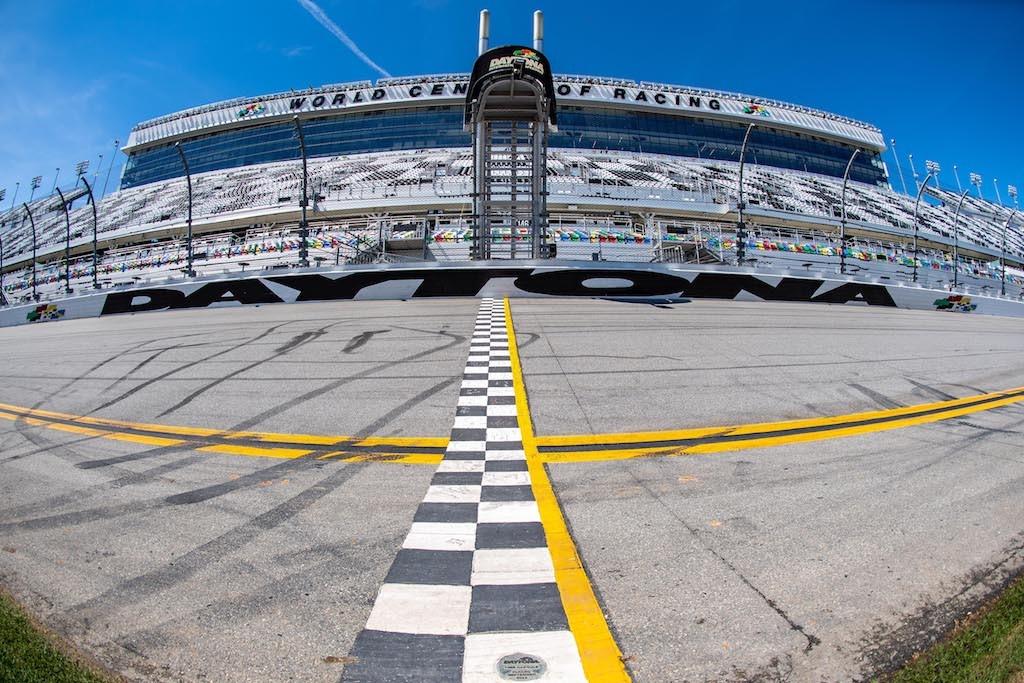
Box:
[1,297,1023,682]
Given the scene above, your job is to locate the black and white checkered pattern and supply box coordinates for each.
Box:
[345,298,585,681]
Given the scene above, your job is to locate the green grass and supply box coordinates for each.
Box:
[887,572,1024,683]
[0,591,109,683]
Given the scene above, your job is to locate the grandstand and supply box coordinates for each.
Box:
[1,68,1021,304]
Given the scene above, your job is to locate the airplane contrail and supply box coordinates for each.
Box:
[295,0,392,78]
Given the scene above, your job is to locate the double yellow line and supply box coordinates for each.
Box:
[0,402,448,464]
[533,387,1024,463]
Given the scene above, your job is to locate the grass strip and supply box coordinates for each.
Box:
[0,590,110,682]
[887,572,1024,682]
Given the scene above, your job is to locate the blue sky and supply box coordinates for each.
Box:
[0,0,1021,204]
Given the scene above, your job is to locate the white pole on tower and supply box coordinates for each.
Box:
[533,10,544,52]
[478,9,490,55]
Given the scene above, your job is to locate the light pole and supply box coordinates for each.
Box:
[78,174,100,289]
[22,203,38,301]
[54,187,73,294]
[993,179,1004,207]
[970,172,983,200]
[908,154,920,191]
[1001,209,1017,297]
[840,148,861,275]
[951,189,970,290]
[952,165,963,193]
[293,115,310,268]
[102,139,120,198]
[10,182,18,210]
[890,139,909,195]
[51,167,60,196]
[911,159,941,284]
[736,122,755,267]
[174,142,195,277]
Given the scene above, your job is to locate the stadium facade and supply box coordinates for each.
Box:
[0,13,1021,305]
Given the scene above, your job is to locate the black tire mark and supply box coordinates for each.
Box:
[354,376,459,438]
[0,499,165,535]
[227,327,466,433]
[343,329,389,354]
[164,453,328,506]
[76,444,200,470]
[61,463,366,621]
[156,324,338,418]
[0,452,199,524]
[89,322,292,414]
[848,383,905,410]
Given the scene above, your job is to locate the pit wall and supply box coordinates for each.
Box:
[3,261,1022,328]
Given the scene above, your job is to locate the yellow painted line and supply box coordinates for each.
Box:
[196,444,314,459]
[326,451,445,465]
[540,392,1024,463]
[535,426,729,447]
[102,433,185,448]
[37,421,108,437]
[537,386,1024,449]
[505,298,631,682]
[0,402,449,452]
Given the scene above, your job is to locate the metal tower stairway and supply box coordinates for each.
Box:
[465,45,557,260]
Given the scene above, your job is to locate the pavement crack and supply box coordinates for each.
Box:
[627,464,821,652]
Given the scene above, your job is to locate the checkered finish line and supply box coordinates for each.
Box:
[345,299,586,682]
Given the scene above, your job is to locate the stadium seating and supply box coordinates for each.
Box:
[2,148,1022,303]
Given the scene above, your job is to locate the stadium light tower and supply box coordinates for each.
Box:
[292,115,310,268]
[911,160,940,284]
[10,182,19,210]
[735,122,756,267]
[952,165,963,193]
[890,139,908,195]
[51,168,60,195]
[22,203,38,301]
[78,174,100,289]
[1001,209,1017,297]
[908,154,920,191]
[970,172,983,200]
[75,160,89,179]
[993,179,1004,206]
[839,148,861,275]
[28,176,42,203]
[174,142,196,277]
[53,187,73,293]
[1009,185,1019,209]
[951,189,970,290]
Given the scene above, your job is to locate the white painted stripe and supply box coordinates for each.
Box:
[482,471,530,486]
[404,522,477,551]
[452,415,487,429]
[436,460,486,473]
[478,500,542,523]
[365,584,472,636]
[470,548,556,585]
[488,372,515,380]
[462,631,585,681]
[456,395,489,407]
[446,440,487,451]
[423,485,482,503]
[484,449,527,460]
[461,379,489,389]
[485,427,522,442]
[485,386,516,396]
[485,404,518,416]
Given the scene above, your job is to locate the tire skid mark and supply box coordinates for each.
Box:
[88,322,293,414]
[156,320,349,418]
[60,463,367,623]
